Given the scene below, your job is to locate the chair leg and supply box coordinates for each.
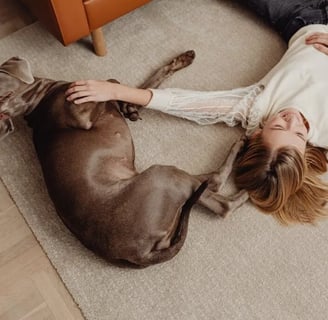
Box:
[91,28,107,56]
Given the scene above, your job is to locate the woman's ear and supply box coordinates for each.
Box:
[251,128,262,138]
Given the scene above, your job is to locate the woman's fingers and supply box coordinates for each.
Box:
[66,82,89,94]
[313,43,328,55]
[66,91,93,103]
[65,80,96,103]
[305,33,328,44]
[70,96,94,105]
[65,80,114,103]
[305,32,328,55]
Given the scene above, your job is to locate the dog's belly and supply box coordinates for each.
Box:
[34,122,135,211]
[86,148,137,183]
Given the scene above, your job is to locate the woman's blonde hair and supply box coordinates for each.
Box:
[234,135,328,224]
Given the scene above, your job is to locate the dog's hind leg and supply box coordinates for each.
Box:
[190,136,248,217]
[208,135,247,193]
[120,50,196,120]
[129,180,207,267]
[195,136,247,193]
[197,188,249,218]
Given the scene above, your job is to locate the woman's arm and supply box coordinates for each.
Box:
[65,80,152,106]
[305,32,328,55]
[66,80,262,127]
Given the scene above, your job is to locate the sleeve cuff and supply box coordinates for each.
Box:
[145,89,173,111]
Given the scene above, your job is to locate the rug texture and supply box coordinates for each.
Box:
[1,0,328,319]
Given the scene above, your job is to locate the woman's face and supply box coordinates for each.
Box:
[260,108,309,154]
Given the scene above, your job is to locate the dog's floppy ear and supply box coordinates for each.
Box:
[0,57,34,84]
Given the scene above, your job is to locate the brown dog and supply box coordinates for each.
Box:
[0,54,248,267]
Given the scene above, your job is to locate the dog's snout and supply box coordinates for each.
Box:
[0,113,8,120]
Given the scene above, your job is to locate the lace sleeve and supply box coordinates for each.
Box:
[146,84,263,128]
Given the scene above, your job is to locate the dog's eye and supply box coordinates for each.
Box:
[0,118,14,139]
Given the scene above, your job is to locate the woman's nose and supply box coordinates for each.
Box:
[283,113,301,126]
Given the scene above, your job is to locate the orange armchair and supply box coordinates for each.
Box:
[20,0,152,56]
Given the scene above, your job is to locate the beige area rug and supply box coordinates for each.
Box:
[1,0,328,319]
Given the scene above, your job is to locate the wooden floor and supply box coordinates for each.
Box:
[0,1,84,319]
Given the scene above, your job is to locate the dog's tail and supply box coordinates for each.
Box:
[133,180,208,267]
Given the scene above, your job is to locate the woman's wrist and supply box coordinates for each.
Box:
[115,84,152,106]
[140,89,153,106]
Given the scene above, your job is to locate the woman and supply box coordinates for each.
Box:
[65,1,328,224]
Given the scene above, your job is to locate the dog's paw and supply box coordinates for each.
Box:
[169,50,196,71]
[119,102,142,121]
[227,189,249,212]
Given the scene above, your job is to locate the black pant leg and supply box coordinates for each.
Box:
[239,0,299,24]
[239,0,328,42]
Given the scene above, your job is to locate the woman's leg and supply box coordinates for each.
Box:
[239,0,328,41]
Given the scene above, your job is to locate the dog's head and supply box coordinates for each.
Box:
[0,57,35,140]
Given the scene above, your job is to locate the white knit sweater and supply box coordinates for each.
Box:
[146,24,328,149]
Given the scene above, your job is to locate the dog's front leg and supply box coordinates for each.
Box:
[198,135,247,193]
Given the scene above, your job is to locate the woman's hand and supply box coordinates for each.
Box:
[65,80,119,104]
[305,32,328,55]
[65,80,152,106]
